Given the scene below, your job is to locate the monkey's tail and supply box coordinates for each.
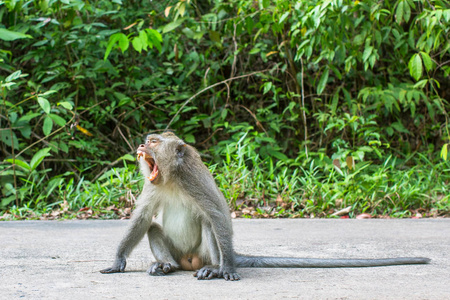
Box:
[234,254,430,268]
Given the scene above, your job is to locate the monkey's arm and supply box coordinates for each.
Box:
[100,204,153,273]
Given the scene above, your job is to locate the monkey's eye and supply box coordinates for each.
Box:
[150,139,158,144]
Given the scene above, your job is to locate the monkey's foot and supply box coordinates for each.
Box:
[147,262,176,276]
[100,259,126,274]
[194,265,241,281]
[100,266,124,274]
[222,271,241,281]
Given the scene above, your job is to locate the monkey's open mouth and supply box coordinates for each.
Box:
[137,151,159,182]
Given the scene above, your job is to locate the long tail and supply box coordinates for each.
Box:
[235,254,430,268]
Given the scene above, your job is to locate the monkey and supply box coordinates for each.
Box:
[100,132,430,281]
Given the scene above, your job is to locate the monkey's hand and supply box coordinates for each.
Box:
[100,257,127,274]
[194,265,241,281]
[147,262,177,276]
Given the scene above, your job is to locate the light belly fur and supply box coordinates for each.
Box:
[161,196,202,253]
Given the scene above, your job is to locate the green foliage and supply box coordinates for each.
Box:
[0,0,449,218]
[0,28,32,41]
[213,132,450,218]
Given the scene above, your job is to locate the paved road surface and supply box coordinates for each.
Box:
[1,219,448,299]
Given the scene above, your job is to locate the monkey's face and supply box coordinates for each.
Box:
[137,138,160,183]
[137,132,185,185]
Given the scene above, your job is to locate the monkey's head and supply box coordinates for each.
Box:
[137,132,191,185]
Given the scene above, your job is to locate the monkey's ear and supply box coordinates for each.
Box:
[176,142,187,158]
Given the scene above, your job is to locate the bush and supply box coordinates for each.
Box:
[0,0,449,217]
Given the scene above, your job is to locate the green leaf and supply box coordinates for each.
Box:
[104,33,129,60]
[420,52,433,72]
[57,101,73,110]
[279,12,290,24]
[30,147,52,171]
[37,97,51,114]
[443,9,450,22]
[182,27,194,38]
[413,79,428,89]
[221,108,228,120]
[121,154,136,162]
[209,30,221,43]
[5,158,30,171]
[263,82,273,94]
[441,144,448,161]
[0,129,19,148]
[43,116,53,136]
[353,34,364,46]
[184,134,195,144]
[410,102,416,117]
[5,70,22,82]
[395,0,404,24]
[0,28,33,41]
[317,68,329,95]
[163,18,184,33]
[403,0,411,22]
[49,114,66,127]
[118,33,129,53]
[374,30,382,46]
[147,29,162,42]
[1,169,27,177]
[249,47,260,55]
[146,29,162,52]
[369,53,377,69]
[358,146,374,153]
[408,53,422,81]
[386,126,394,136]
[41,90,57,96]
[267,149,288,161]
[245,17,254,34]
[331,92,339,114]
[104,34,120,60]
[391,121,410,134]
[362,46,373,62]
[425,101,435,120]
[59,142,69,154]
[139,30,148,51]
[1,195,17,207]
[132,36,143,53]
[18,124,32,139]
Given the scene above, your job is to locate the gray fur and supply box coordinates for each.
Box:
[100,132,239,280]
[100,132,430,280]
[235,255,430,268]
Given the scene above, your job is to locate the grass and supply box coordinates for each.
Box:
[0,160,142,220]
[213,141,449,219]
[1,142,449,220]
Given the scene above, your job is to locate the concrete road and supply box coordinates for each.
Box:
[1,219,448,299]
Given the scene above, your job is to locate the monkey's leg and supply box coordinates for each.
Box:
[100,206,153,274]
[194,222,240,281]
[194,229,220,279]
[147,223,180,276]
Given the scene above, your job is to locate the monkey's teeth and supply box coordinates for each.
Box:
[148,164,159,182]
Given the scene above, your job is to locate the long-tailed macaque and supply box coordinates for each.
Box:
[100,132,430,280]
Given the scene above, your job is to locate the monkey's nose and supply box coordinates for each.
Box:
[139,144,145,148]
